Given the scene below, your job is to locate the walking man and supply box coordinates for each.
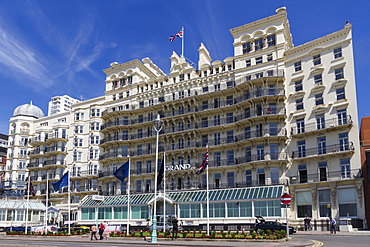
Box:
[172,217,179,240]
[98,223,105,240]
[329,217,336,234]
[304,216,312,231]
[90,225,98,241]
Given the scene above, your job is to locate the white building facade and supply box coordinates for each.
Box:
[3,8,364,230]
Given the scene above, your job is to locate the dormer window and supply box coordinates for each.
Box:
[242,42,252,54]
[112,80,118,89]
[313,54,321,66]
[127,76,132,84]
[203,71,207,77]
[267,34,276,47]
[254,38,264,51]
[179,74,184,81]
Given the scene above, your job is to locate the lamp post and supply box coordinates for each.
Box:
[151,114,163,243]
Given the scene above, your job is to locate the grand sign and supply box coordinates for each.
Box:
[165,163,192,171]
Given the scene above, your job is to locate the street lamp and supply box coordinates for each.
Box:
[151,114,163,243]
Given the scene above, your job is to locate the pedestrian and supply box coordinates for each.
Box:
[304,216,312,231]
[329,217,336,234]
[90,225,98,241]
[98,223,105,240]
[172,217,179,240]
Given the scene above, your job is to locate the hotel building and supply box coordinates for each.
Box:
[3,7,364,230]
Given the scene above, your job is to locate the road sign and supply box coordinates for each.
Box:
[280,193,292,205]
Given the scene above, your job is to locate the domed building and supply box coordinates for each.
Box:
[13,102,45,119]
[2,102,45,199]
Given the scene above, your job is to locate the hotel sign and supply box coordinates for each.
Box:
[166,163,191,171]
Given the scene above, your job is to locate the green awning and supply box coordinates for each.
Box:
[80,185,284,208]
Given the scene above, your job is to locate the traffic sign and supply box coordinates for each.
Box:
[280,193,292,205]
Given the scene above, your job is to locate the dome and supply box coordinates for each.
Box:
[13,102,44,119]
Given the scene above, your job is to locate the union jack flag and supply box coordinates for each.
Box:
[196,146,208,175]
[169,28,183,42]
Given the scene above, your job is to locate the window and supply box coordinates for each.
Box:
[202,86,209,93]
[270,144,278,160]
[316,114,325,130]
[337,109,347,125]
[318,161,327,181]
[227,130,234,143]
[257,168,265,185]
[334,47,342,59]
[254,38,264,51]
[314,74,323,84]
[226,113,234,124]
[214,173,221,188]
[227,172,234,187]
[340,158,350,178]
[245,59,251,67]
[315,93,324,105]
[214,133,221,146]
[294,61,302,72]
[335,68,344,80]
[214,84,220,91]
[256,123,263,137]
[214,151,221,167]
[226,81,234,88]
[226,96,234,105]
[202,101,208,110]
[214,115,220,126]
[245,147,251,162]
[267,34,276,46]
[336,87,346,100]
[270,167,279,184]
[297,140,306,158]
[245,170,252,186]
[257,145,264,160]
[74,125,83,133]
[338,188,357,217]
[313,54,321,65]
[90,108,100,117]
[245,127,251,139]
[242,42,252,54]
[213,98,220,108]
[269,123,278,136]
[339,132,349,151]
[75,112,84,121]
[296,98,304,110]
[256,56,263,64]
[267,54,273,62]
[297,191,312,218]
[227,150,234,166]
[295,80,303,91]
[179,74,184,81]
[317,136,326,155]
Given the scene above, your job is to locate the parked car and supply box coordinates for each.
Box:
[59,223,90,232]
[254,216,296,234]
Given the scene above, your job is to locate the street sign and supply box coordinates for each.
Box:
[280,193,292,205]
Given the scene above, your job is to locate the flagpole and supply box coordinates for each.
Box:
[181,27,184,57]
[127,157,131,234]
[206,145,209,236]
[45,174,49,233]
[68,171,71,235]
[25,177,30,234]
[163,153,166,230]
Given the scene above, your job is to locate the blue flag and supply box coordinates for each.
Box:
[113,161,130,182]
[52,171,69,191]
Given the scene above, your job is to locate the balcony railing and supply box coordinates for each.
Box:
[291,142,354,159]
[291,116,352,136]
[289,169,362,184]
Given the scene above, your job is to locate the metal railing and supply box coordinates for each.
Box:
[291,142,354,159]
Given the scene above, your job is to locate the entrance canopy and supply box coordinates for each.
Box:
[80,185,283,207]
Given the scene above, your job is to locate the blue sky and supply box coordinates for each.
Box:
[0,0,369,134]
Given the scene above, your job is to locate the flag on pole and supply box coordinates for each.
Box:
[113,161,130,182]
[196,146,209,175]
[52,172,69,191]
[27,177,35,196]
[157,158,165,187]
[169,28,183,42]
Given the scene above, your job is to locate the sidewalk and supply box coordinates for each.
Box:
[296,230,370,236]
[0,234,314,247]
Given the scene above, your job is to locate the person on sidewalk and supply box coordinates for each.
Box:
[90,225,98,240]
[172,217,179,240]
[304,216,312,231]
[329,217,336,234]
[98,223,105,240]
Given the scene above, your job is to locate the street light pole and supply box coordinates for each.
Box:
[151,114,163,243]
